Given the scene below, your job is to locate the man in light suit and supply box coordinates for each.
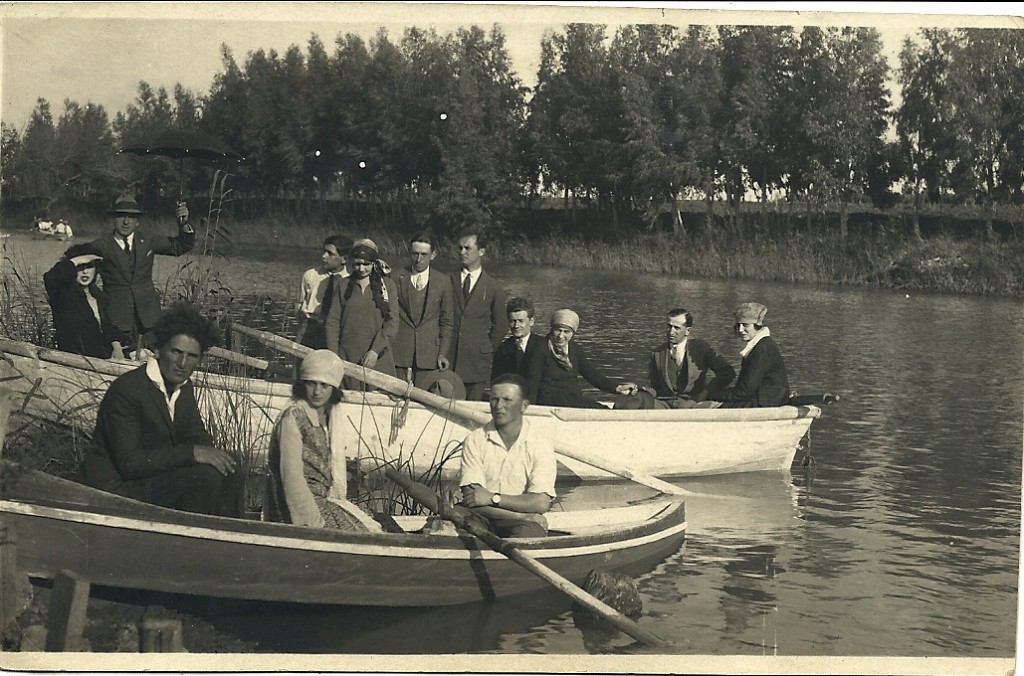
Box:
[448,230,509,401]
[393,232,455,384]
[619,308,735,409]
[491,296,543,381]
[90,194,197,348]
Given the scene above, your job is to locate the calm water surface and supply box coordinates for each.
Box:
[5,235,1022,658]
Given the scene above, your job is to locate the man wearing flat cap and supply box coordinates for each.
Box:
[90,194,196,349]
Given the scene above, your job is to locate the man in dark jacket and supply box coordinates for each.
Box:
[89,194,196,347]
[491,296,543,381]
[392,232,455,384]
[617,308,735,409]
[448,230,508,401]
[81,302,241,516]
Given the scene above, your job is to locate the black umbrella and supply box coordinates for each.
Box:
[119,129,243,198]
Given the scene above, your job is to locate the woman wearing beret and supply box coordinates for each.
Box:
[714,302,790,408]
[43,243,128,358]
[524,309,638,409]
[263,350,379,531]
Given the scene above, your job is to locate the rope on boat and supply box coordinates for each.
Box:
[388,378,414,445]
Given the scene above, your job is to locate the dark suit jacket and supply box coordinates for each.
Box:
[716,336,790,408]
[392,268,455,370]
[648,337,735,403]
[524,339,619,408]
[491,332,543,381]
[43,259,127,358]
[81,365,213,492]
[448,269,508,384]
[90,227,196,335]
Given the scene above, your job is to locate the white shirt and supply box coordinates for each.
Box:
[517,335,529,353]
[459,418,557,498]
[672,338,688,364]
[145,357,185,421]
[119,233,135,252]
[459,267,482,294]
[411,269,429,291]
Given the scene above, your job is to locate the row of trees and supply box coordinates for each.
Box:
[3,24,1023,239]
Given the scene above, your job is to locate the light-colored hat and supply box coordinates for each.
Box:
[415,369,467,400]
[550,309,580,332]
[734,302,768,325]
[299,349,345,387]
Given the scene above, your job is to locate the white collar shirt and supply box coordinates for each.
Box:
[460,267,482,294]
[672,338,688,364]
[458,418,557,498]
[145,357,186,421]
[119,232,136,251]
[411,269,430,291]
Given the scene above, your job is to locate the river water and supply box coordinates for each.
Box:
[3,234,1022,663]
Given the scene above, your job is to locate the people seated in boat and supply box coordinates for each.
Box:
[80,302,243,517]
[711,302,790,408]
[43,243,128,359]
[53,219,73,237]
[491,296,544,381]
[524,309,638,409]
[324,238,399,389]
[295,235,351,350]
[89,194,197,348]
[459,373,557,538]
[36,218,54,233]
[614,308,735,410]
[263,349,381,531]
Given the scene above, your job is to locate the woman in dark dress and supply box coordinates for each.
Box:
[524,309,637,408]
[43,243,127,358]
[714,302,790,408]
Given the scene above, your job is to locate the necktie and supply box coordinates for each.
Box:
[462,272,471,298]
[519,337,527,353]
[413,273,426,291]
[122,238,131,255]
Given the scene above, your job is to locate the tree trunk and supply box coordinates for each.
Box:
[839,201,849,241]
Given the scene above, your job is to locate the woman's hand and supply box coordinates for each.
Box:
[359,350,379,368]
[616,382,639,396]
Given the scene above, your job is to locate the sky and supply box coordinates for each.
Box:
[0,2,1020,132]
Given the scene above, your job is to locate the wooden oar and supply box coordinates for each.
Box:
[230,324,688,497]
[382,467,672,649]
[206,346,292,378]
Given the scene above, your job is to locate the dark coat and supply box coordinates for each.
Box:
[648,337,735,403]
[81,365,214,493]
[716,335,790,408]
[491,332,544,381]
[392,268,455,370]
[448,269,509,384]
[524,339,619,408]
[90,227,196,335]
[43,259,127,358]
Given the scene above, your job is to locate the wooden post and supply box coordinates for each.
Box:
[0,516,19,631]
[140,618,184,652]
[45,570,90,651]
[0,387,17,456]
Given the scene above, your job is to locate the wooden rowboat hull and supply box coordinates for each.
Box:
[0,468,686,606]
[0,339,820,480]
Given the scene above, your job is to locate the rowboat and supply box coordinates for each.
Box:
[0,338,821,480]
[0,466,686,606]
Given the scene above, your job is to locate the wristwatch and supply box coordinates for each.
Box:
[490,493,502,506]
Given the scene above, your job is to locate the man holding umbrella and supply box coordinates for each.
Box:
[90,194,197,349]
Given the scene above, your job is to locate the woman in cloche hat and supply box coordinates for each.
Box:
[523,308,638,409]
[263,349,380,531]
[713,302,790,408]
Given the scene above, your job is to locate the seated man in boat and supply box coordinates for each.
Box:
[80,302,243,517]
[615,308,735,409]
[491,296,544,381]
[711,302,790,408]
[458,373,558,538]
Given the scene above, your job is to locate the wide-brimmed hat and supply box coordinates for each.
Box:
[734,302,768,325]
[299,349,346,387]
[550,308,580,332]
[64,243,103,268]
[415,369,466,400]
[110,194,143,215]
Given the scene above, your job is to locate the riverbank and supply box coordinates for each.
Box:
[8,211,1023,296]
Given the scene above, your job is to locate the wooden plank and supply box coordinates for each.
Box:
[45,570,90,651]
[140,618,185,652]
[0,517,20,630]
